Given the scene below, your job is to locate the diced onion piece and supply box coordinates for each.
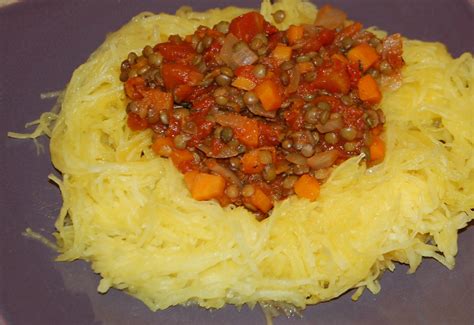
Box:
[307,149,339,169]
[286,67,300,94]
[232,43,259,67]
[316,118,344,133]
[247,104,277,118]
[232,76,256,90]
[315,4,347,29]
[285,152,307,165]
[206,159,241,185]
[219,34,240,68]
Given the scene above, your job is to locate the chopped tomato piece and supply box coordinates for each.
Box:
[124,77,146,100]
[187,118,214,147]
[234,65,259,84]
[337,22,363,41]
[161,63,203,90]
[170,149,195,172]
[346,61,362,87]
[229,12,266,42]
[210,138,225,156]
[154,42,196,64]
[284,99,305,130]
[266,31,284,52]
[310,60,351,94]
[258,123,281,146]
[342,106,365,129]
[382,33,404,70]
[215,113,260,148]
[127,113,148,131]
[203,39,222,65]
[301,29,335,53]
[234,118,260,148]
[173,84,194,102]
[191,95,215,115]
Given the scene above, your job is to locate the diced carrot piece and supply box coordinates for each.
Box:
[249,188,273,213]
[183,170,199,190]
[294,174,320,201]
[241,147,276,174]
[369,135,385,162]
[151,137,174,157]
[297,61,315,74]
[287,25,304,45]
[232,76,257,91]
[190,173,226,201]
[347,43,380,72]
[254,79,282,111]
[271,44,292,63]
[358,75,382,104]
[142,89,173,111]
[331,53,348,64]
[241,150,265,174]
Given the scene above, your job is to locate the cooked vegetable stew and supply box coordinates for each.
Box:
[120,5,404,218]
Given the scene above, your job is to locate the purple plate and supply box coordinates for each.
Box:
[1,1,473,324]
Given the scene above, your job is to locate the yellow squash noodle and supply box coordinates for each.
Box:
[40,0,474,311]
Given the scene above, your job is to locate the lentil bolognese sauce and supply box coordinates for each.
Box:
[120,5,403,218]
